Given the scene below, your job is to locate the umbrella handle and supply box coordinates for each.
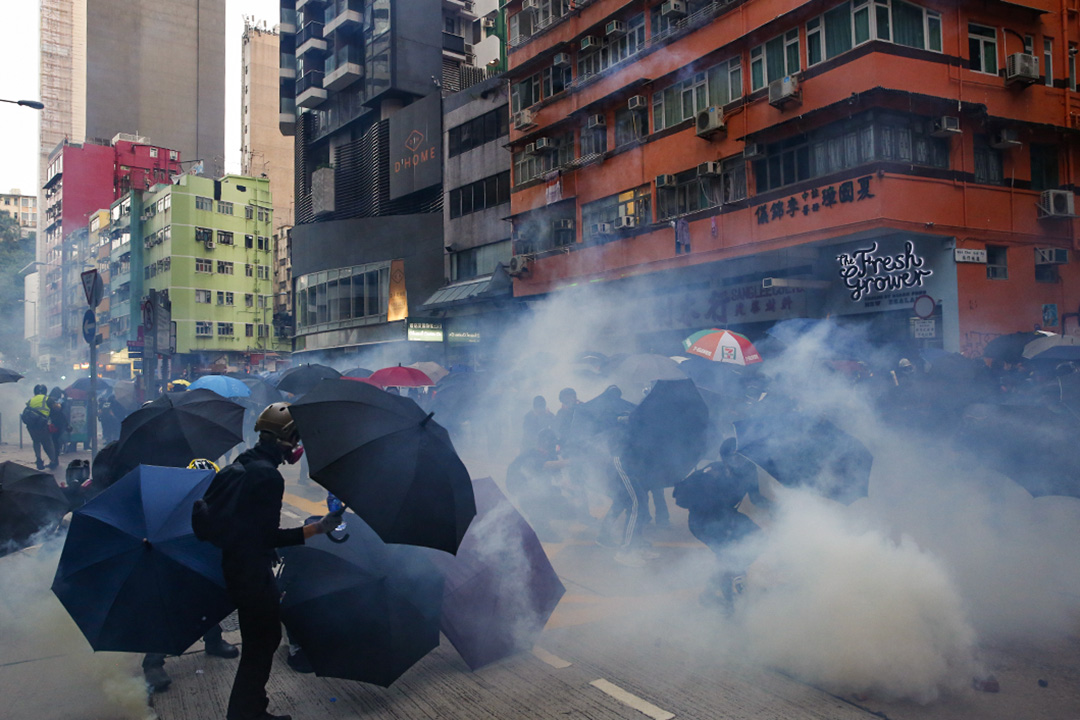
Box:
[326,529,350,544]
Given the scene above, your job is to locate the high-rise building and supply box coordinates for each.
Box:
[242,19,296,320]
[281,0,493,360]
[0,190,38,236]
[504,0,1080,355]
[33,0,225,363]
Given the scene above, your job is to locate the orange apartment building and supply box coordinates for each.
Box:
[504,0,1080,357]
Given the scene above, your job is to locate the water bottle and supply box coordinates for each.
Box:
[326,493,347,532]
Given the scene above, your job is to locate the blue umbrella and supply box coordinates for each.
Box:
[51,465,235,655]
[188,375,252,398]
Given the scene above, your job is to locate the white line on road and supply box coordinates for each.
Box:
[281,509,301,520]
[590,679,675,720]
[531,646,571,668]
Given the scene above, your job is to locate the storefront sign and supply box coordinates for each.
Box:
[388,259,408,322]
[911,318,936,339]
[448,330,481,343]
[407,321,444,342]
[954,248,987,263]
[837,240,932,302]
[389,94,442,201]
[754,175,874,225]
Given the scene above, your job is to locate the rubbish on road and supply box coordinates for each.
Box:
[972,675,1000,693]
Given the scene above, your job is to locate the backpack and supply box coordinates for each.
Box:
[21,403,48,431]
[191,461,248,549]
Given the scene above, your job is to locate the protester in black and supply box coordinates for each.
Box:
[506,428,570,541]
[521,395,555,451]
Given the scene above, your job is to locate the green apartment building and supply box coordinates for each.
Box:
[124,174,289,375]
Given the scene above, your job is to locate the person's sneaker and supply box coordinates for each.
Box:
[144,666,172,693]
[614,550,647,567]
[255,714,292,720]
[639,549,661,560]
[204,637,239,659]
[595,532,619,548]
[35,460,45,470]
[286,649,314,674]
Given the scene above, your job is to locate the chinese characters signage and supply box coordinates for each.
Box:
[754,176,874,225]
[837,240,932,302]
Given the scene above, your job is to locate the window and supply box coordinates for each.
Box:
[195,227,213,245]
[216,291,234,306]
[195,196,213,211]
[163,225,171,241]
[1045,39,1054,87]
[258,324,269,338]
[657,160,743,219]
[1070,43,1077,90]
[751,30,800,91]
[448,107,511,158]
[969,24,998,74]
[449,171,512,219]
[195,289,212,303]
[542,64,572,99]
[986,245,1007,279]
[169,150,178,161]
[195,258,212,273]
[1030,144,1059,191]
[218,230,234,245]
[258,265,271,280]
[245,206,254,220]
[511,73,542,113]
[653,59,741,131]
[196,321,213,337]
[973,136,1003,185]
[245,234,254,248]
[245,293,254,307]
[149,147,158,158]
[258,208,270,222]
[217,322,234,336]
[581,187,651,243]
[615,107,648,146]
[164,194,171,210]
[258,236,270,251]
[1035,256,1060,283]
[513,132,573,186]
[246,323,254,338]
[217,201,234,215]
[581,123,608,157]
[217,260,234,275]
[246,263,254,277]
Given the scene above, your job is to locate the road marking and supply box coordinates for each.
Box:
[590,679,675,720]
[283,492,326,517]
[531,646,571,668]
[281,509,301,520]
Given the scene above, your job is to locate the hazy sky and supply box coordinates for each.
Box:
[0,0,280,196]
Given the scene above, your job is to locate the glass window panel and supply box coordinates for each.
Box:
[766,36,785,82]
[316,283,328,324]
[876,3,891,40]
[854,5,871,44]
[928,13,942,51]
[365,270,379,316]
[893,0,925,48]
[338,275,351,320]
[352,271,365,317]
[825,4,852,58]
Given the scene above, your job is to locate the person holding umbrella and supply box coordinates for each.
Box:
[206,402,342,720]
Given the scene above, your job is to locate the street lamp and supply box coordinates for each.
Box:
[0,98,45,110]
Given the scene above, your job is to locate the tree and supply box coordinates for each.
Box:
[0,213,34,368]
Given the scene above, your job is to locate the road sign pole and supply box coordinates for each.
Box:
[89,339,97,458]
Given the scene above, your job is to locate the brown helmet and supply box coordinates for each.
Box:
[254,402,299,446]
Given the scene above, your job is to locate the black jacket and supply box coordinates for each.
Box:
[224,442,305,568]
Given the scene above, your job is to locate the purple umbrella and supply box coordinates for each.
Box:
[429,477,565,670]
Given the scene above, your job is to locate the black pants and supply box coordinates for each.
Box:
[142,625,224,670]
[225,564,282,720]
[28,425,57,467]
[601,456,649,548]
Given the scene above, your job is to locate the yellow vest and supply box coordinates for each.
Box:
[28,394,50,417]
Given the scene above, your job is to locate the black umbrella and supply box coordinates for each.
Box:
[982,331,1047,365]
[430,372,489,430]
[734,413,873,504]
[278,512,443,686]
[623,379,708,487]
[114,389,245,471]
[275,364,341,395]
[0,367,24,384]
[341,367,373,378]
[0,462,68,551]
[290,379,476,554]
[238,376,284,412]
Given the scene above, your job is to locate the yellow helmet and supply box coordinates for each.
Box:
[187,458,220,472]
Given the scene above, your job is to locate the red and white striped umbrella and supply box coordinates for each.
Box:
[683,328,763,366]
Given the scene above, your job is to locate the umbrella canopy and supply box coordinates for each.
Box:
[570,386,637,442]
[684,329,763,365]
[982,331,1050,365]
[51,465,234,654]
[65,377,116,395]
[187,375,252,398]
[624,379,708,488]
[112,379,139,407]
[0,367,23,384]
[1028,344,1080,364]
[290,379,476,554]
[430,372,489,430]
[114,389,245,472]
[368,365,435,388]
[238,376,284,411]
[408,361,449,384]
[276,364,341,395]
[278,512,443,686]
[1021,333,1080,360]
[0,462,69,550]
[733,413,873,504]
[606,353,687,401]
[429,477,564,670]
[340,367,373,379]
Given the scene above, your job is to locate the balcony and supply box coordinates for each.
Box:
[280,52,297,79]
[296,71,327,108]
[324,44,364,91]
[296,21,327,58]
[442,32,467,56]
[280,7,298,33]
[324,0,363,34]
[280,96,297,135]
[295,0,326,12]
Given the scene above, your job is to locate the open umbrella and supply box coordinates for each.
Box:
[290,379,476,554]
[341,367,373,379]
[112,379,139,407]
[278,513,442,686]
[684,328,763,365]
[238,376,283,411]
[65,377,116,395]
[0,462,69,551]
[276,364,341,395]
[368,365,435,388]
[429,477,564,670]
[114,389,245,472]
[733,413,872,504]
[0,368,23,384]
[51,465,234,654]
[408,361,449,384]
[982,331,1051,365]
[1021,333,1080,360]
[623,379,708,487]
[187,375,252,398]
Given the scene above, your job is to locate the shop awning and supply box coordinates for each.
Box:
[420,266,512,310]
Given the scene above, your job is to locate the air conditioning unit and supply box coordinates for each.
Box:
[482,17,496,29]
[614,216,638,230]
[1005,53,1040,86]
[552,219,575,230]
[768,76,801,108]
[587,113,606,129]
[930,116,961,137]
[534,136,555,152]
[592,222,613,235]
[990,128,1021,149]
[553,52,571,67]
[695,107,725,138]
[204,239,215,250]
[606,20,627,36]
[1039,190,1076,219]
[580,36,601,52]
[514,110,537,131]
[522,0,540,12]
[661,1,687,18]
[508,255,532,276]
[1035,247,1070,264]
[524,142,537,155]
[628,95,647,111]
[656,174,676,188]
[697,161,722,177]
[743,143,764,159]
